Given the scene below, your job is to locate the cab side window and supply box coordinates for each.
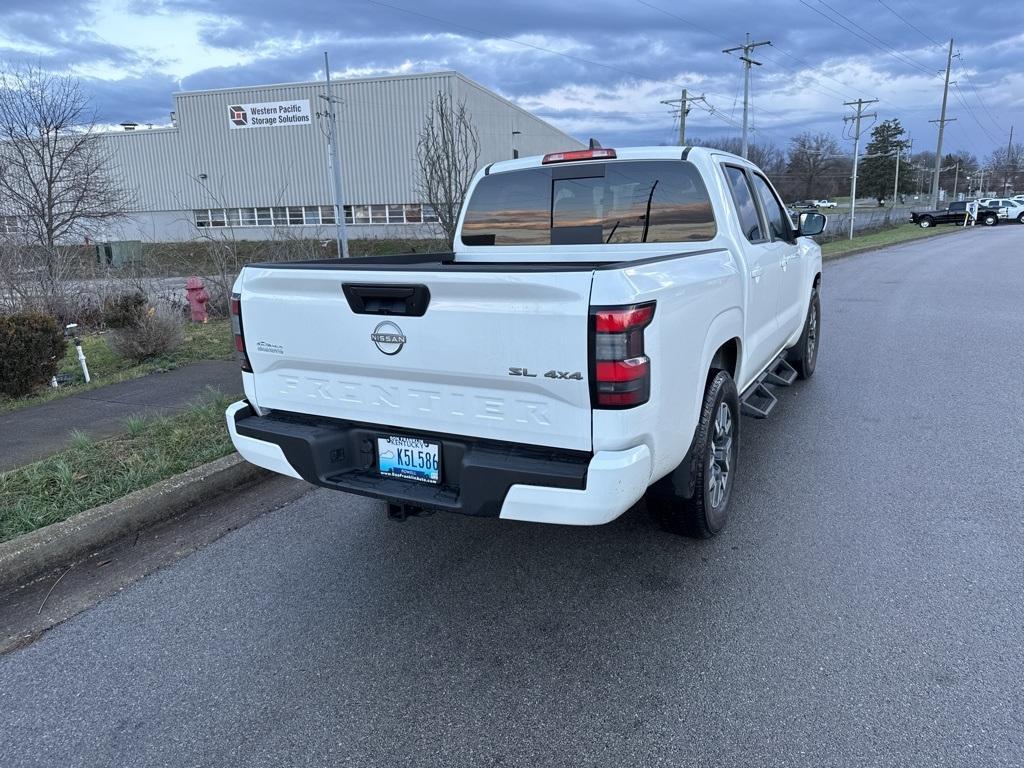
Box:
[750,174,792,241]
[723,166,764,242]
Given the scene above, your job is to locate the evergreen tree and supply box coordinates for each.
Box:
[858,119,911,201]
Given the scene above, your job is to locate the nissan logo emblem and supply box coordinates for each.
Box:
[370,321,406,355]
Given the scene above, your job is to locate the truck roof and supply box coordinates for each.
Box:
[484,145,755,176]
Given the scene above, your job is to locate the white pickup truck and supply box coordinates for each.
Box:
[226,146,825,537]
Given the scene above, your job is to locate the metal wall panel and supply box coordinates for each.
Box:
[101,71,583,238]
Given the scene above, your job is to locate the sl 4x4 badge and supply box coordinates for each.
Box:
[509,368,583,380]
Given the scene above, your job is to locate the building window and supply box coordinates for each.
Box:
[193,203,438,229]
[1,215,21,233]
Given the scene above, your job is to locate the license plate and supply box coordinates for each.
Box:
[377,436,440,484]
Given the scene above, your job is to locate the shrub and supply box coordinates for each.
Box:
[107,305,184,362]
[102,292,147,329]
[0,313,67,398]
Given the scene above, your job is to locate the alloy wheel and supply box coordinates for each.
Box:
[708,402,734,509]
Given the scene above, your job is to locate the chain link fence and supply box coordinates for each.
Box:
[816,206,910,243]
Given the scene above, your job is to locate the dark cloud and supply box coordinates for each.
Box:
[1,0,1019,155]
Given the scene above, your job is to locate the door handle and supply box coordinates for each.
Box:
[750,266,764,280]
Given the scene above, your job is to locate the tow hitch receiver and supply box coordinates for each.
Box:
[386,503,434,521]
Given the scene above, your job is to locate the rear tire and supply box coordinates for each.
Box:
[981,213,998,226]
[786,286,820,380]
[1017,212,1024,224]
[649,370,739,538]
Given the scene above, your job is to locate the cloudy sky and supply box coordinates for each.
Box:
[1,0,1020,158]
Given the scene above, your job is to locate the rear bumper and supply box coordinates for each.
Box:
[225,401,651,525]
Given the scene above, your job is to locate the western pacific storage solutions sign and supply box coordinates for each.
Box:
[228,100,311,129]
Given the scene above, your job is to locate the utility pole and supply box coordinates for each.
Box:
[723,33,770,159]
[319,52,350,258]
[843,98,878,240]
[660,90,705,146]
[929,38,956,210]
[952,160,960,200]
[1004,125,1015,195]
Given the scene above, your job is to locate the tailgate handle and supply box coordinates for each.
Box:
[342,283,430,316]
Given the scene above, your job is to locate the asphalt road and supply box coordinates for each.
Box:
[2,226,1023,767]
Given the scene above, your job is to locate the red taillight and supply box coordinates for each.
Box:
[590,302,654,408]
[542,148,617,164]
[593,304,654,333]
[230,292,251,372]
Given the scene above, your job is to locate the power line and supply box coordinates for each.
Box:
[797,0,940,79]
[816,0,940,77]
[951,83,1000,146]
[874,0,944,49]
[365,0,781,138]
[956,56,1004,134]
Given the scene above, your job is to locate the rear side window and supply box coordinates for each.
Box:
[460,160,717,246]
[723,166,764,242]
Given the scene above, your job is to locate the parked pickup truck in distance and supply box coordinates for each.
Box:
[911,200,1000,227]
[226,146,826,538]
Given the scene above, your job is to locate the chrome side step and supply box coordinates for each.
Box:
[740,355,797,419]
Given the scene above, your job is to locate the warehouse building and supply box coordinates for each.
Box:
[102,71,583,242]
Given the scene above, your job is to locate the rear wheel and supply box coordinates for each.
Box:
[1017,212,1024,224]
[981,213,998,226]
[786,286,820,380]
[649,370,739,538]
[918,216,933,228]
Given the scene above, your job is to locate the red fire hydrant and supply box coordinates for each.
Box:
[185,276,210,323]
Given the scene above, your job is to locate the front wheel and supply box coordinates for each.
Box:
[1017,212,1024,224]
[981,213,998,226]
[786,286,820,379]
[648,370,740,538]
[918,216,933,228]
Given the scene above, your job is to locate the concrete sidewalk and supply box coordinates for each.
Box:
[0,361,241,472]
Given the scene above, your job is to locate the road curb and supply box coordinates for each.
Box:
[0,453,268,591]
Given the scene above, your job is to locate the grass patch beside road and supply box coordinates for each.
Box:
[0,391,236,544]
[821,223,962,259]
[0,320,233,414]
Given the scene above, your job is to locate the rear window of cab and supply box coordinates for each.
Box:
[461,160,718,246]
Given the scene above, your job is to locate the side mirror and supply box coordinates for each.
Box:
[798,211,826,237]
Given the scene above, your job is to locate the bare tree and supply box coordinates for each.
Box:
[987,142,1024,196]
[415,92,481,246]
[0,62,130,316]
[784,132,845,200]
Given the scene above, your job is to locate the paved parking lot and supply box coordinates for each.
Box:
[1,227,1022,767]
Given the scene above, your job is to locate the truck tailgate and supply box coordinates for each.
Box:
[239,266,595,451]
